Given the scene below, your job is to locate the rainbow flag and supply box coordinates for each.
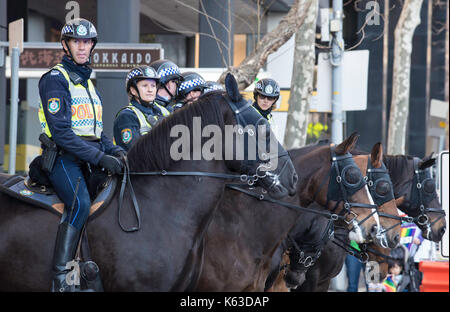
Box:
[400,225,416,251]
[383,275,397,292]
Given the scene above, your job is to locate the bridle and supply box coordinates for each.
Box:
[406,158,446,229]
[364,156,413,246]
[116,94,289,232]
[322,145,378,229]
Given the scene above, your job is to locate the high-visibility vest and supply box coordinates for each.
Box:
[117,102,170,135]
[252,105,273,124]
[38,64,103,139]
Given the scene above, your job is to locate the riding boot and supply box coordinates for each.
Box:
[51,222,82,292]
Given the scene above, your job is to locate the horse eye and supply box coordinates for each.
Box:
[376,181,390,196]
[423,180,435,193]
[344,167,362,184]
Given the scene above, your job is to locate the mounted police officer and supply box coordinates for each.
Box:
[169,71,207,111]
[149,59,183,111]
[38,18,125,292]
[252,78,280,124]
[203,80,225,94]
[113,66,170,150]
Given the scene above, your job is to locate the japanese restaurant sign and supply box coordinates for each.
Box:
[19,43,162,71]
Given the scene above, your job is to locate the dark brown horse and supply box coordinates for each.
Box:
[266,142,402,291]
[0,74,298,291]
[293,152,445,292]
[195,133,381,291]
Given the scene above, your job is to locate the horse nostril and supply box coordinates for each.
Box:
[392,234,400,247]
[292,173,298,185]
[440,226,447,236]
[370,224,378,236]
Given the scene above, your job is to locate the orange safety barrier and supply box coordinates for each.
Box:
[419,261,449,292]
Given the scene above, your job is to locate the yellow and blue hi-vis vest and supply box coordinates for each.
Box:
[38,64,103,139]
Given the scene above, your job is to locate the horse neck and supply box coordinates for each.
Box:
[383,154,413,196]
[293,146,330,208]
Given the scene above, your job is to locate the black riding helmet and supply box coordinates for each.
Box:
[61,18,98,65]
[253,78,280,102]
[125,66,159,105]
[178,72,206,99]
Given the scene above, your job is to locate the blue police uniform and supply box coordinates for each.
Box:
[38,55,123,229]
[113,98,170,151]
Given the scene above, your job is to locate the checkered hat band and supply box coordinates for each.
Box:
[159,66,180,77]
[62,25,74,34]
[127,69,143,81]
[179,78,206,91]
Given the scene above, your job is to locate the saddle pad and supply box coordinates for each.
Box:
[0,175,117,219]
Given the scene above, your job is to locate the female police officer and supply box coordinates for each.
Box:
[113,65,170,150]
[38,18,125,291]
[252,78,280,124]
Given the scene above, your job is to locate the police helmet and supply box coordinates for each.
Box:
[178,72,207,98]
[149,59,183,85]
[253,78,280,101]
[203,81,225,94]
[61,18,98,63]
[61,18,98,46]
[126,66,160,93]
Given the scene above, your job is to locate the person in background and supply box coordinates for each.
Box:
[113,66,170,151]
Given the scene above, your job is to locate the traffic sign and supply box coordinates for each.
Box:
[8,19,23,55]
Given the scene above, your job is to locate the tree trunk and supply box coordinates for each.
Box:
[387,0,424,155]
[283,0,317,149]
[218,0,313,90]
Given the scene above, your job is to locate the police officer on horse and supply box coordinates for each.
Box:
[252,78,280,124]
[37,18,125,292]
[113,66,170,150]
[169,71,207,111]
[149,59,183,111]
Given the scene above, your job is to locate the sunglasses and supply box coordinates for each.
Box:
[258,94,277,101]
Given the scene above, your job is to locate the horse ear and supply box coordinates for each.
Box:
[225,73,242,102]
[419,156,436,170]
[370,142,383,168]
[335,132,359,155]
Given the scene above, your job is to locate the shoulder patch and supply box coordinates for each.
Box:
[48,98,61,114]
[121,128,132,144]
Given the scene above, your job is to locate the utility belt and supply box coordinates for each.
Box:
[39,134,100,173]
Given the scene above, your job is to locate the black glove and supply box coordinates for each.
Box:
[98,155,124,175]
[115,150,127,163]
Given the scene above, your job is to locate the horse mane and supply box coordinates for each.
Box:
[288,139,329,159]
[127,92,227,172]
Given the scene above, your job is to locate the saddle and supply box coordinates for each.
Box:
[0,174,118,220]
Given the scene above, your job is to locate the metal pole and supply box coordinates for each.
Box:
[8,47,19,175]
[381,0,390,148]
[330,0,344,144]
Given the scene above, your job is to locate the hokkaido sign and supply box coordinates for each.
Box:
[18,43,162,71]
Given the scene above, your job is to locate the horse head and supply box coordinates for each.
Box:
[391,154,446,242]
[354,142,401,248]
[223,73,297,199]
[295,132,379,244]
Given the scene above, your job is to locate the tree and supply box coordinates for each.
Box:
[387,0,424,155]
[283,0,317,149]
[218,0,313,90]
